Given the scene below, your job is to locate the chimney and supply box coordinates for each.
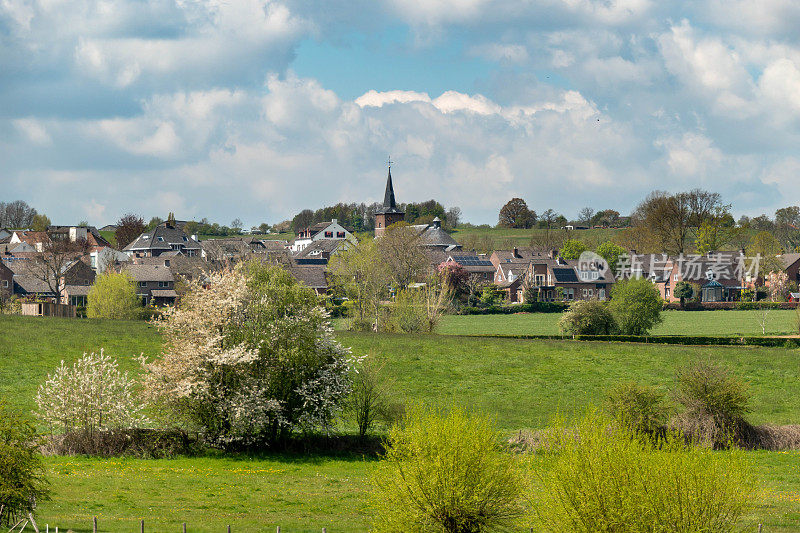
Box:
[332,218,337,224]
[629,249,637,256]
[164,259,170,267]
[513,247,521,259]
[432,217,441,229]
[739,248,746,256]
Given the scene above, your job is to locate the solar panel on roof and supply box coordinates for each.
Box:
[552,268,579,282]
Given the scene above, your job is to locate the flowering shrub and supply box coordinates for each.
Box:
[35,350,146,436]
[142,261,355,449]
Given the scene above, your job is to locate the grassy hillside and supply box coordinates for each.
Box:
[4,316,800,530]
[437,309,800,337]
[451,226,625,249]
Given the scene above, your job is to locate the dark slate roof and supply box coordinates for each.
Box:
[287,264,327,289]
[552,267,579,283]
[123,226,201,252]
[410,224,461,249]
[151,289,178,298]
[64,285,91,296]
[294,239,348,259]
[780,253,800,269]
[376,168,404,215]
[13,275,55,295]
[135,256,212,281]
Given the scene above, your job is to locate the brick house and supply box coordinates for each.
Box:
[121,263,177,306]
[123,223,202,258]
[0,261,12,302]
[524,254,615,302]
[780,253,800,284]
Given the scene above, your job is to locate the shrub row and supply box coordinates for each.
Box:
[663,301,798,311]
[459,301,570,315]
[465,333,800,348]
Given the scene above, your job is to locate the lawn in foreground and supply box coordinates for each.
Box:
[36,451,800,532]
[437,309,800,337]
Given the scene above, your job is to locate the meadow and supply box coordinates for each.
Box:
[4,315,800,530]
[437,309,800,337]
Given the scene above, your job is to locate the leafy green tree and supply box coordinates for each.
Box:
[372,405,525,532]
[87,271,142,319]
[498,198,535,228]
[560,239,587,260]
[0,400,50,528]
[115,213,146,249]
[596,241,626,273]
[674,281,694,309]
[30,213,51,232]
[608,278,663,335]
[558,300,617,335]
[479,284,503,307]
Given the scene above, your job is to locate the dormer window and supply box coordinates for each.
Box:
[182,236,188,242]
[142,235,149,240]
[157,237,164,242]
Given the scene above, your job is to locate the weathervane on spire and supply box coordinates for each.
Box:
[387,156,393,169]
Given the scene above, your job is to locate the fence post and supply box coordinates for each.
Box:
[140,519,144,533]
[93,516,97,533]
[758,525,763,533]
[277,527,281,533]
[227,526,231,533]
[183,523,187,533]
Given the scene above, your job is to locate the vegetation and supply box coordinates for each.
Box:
[559,238,587,259]
[498,197,536,228]
[142,262,353,449]
[0,400,50,528]
[345,357,394,437]
[114,213,146,249]
[605,381,668,435]
[86,271,141,319]
[533,414,755,532]
[558,300,616,335]
[608,278,663,335]
[372,405,525,532]
[674,280,694,308]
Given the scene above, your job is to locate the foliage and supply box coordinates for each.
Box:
[595,241,626,273]
[372,405,526,533]
[605,381,667,435]
[608,278,663,335]
[559,239,587,260]
[534,414,755,533]
[437,260,469,292]
[0,200,38,229]
[633,189,722,254]
[87,270,142,319]
[387,288,428,333]
[498,197,536,228]
[0,400,50,528]
[558,300,616,335]
[35,350,147,436]
[749,230,784,274]
[479,284,503,307]
[378,223,429,287]
[115,213,147,249]
[142,262,355,448]
[30,213,51,232]
[328,239,391,331]
[674,280,694,307]
[673,361,751,447]
[345,356,393,437]
[767,270,789,301]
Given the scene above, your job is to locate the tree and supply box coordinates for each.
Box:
[0,400,50,528]
[292,209,314,231]
[145,216,163,231]
[231,218,243,231]
[498,198,535,228]
[749,230,783,275]
[445,206,462,230]
[539,208,559,229]
[115,213,146,250]
[345,356,392,438]
[774,206,800,251]
[87,271,141,319]
[30,214,51,232]
[372,405,525,532]
[634,189,723,255]
[558,300,617,335]
[674,281,694,309]
[560,239,587,260]
[608,278,663,335]
[0,200,38,228]
[142,262,354,448]
[578,207,595,226]
[596,241,626,274]
[29,237,89,303]
[35,350,147,437]
[377,223,428,287]
[329,240,391,331]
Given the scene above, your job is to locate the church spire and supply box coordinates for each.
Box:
[383,165,397,210]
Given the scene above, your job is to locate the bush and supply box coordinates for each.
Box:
[387,289,427,333]
[142,262,355,449]
[608,278,663,335]
[673,362,751,448]
[605,381,667,436]
[534,414,755,532]
[372,405,526,532]
[0,400,50,528]
[35,350,147,439]
[87,271,142,319]
[558,300,617,335]
[345,356,392,437]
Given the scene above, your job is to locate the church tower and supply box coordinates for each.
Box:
[374,165,405,237]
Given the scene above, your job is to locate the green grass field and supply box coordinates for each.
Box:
[437,309,800,337]
[4,315,800,530]
[451,226,625,249]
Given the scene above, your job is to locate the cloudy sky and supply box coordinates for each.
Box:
[2,0,800,227]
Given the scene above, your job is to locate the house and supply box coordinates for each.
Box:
[0,261,12,300]
[121,264,177,306]
[293,239,352,265]
[779,253,800,284]
[446,253,495,282]
[123,224,202,258]
[290,219,356,253]
[8,231,49,252]
[134,256,212,284]
[490,248,548,285]
[286,262,328,294]
[6,261,56,299]
[621,254,673,299]
[374,166,406,237]
[201,238,253,263]
[666,252,751,303]
[524,254,615,302]
[47,226,112,252]
[60,259,96,306]
[89,247,130,272]
[408,218,461,252]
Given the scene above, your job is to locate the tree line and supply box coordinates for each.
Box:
[290,201,462,233]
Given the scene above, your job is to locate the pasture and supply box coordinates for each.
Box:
[4,315,800,530]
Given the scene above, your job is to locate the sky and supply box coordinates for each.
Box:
[2,0,800,227]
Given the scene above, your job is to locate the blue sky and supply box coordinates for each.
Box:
[2,0,800,227]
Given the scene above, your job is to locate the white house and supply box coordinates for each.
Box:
[290,219,357,253]
[90,247,131,272]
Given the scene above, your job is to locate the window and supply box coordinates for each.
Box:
[157,236,164,241]
[182,236,188,242]
[665,287,671,298]
[186,250,196,257]
[587,288,593,296]
[337,232,345,238]
[674,274,679,281]
[325,231,333,238]
[138,281,146,288]
[580,271,589,280]
[142,235,149,240]
[535,274,545,286]
[1,280,7,288]
[158,281,169,288]
[582,288,588,297]
[567,288,574,300]
[599,288,606,299]
[592,271,598,280]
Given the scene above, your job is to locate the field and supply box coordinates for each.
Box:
[4,315,800,530]
[437,309,800,337]
[451,226,625,249]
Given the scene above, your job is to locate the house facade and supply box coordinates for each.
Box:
[123,224,202,258]
[524,255,615,302]
[290,219,356,253]
[121,263,177,306]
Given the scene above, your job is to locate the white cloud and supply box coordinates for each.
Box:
[355,90,431,107]
[14,118,51,144]
[468,43,528,63]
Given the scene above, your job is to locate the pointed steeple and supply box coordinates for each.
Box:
[383,166,397,210]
